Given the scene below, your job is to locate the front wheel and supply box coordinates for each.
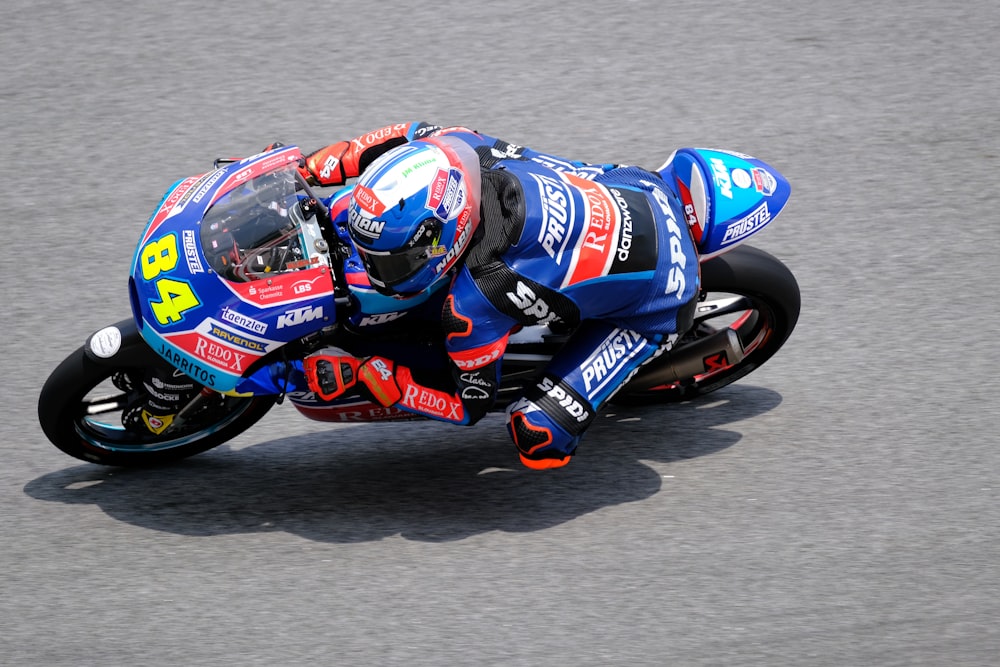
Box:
[617,244,800,404]
[38,344,276,467]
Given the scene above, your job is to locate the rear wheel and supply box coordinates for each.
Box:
[617,244,800,404]
[38,345,276,467]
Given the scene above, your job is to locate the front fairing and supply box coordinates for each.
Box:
[659,148,791,260]
[130,147,337,392]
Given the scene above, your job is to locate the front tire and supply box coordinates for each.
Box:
[38,345,276,467]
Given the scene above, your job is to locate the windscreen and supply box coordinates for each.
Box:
[200,165,328,282]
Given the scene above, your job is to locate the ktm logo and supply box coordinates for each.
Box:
[276,305,323,329]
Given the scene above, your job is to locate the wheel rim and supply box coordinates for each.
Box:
[72,374,256,453]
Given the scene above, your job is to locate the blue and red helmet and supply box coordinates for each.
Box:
[347,136,482,297]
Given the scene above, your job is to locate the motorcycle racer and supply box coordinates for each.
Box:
[296,122,701,469]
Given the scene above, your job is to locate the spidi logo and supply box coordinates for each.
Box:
[276,305,323,329]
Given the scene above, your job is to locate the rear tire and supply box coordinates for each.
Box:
[616,244,800,404]
[38,345,276,467]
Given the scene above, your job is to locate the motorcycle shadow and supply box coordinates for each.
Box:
[25,384,782,543]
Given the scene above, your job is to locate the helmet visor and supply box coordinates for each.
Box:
[356,218,443,293]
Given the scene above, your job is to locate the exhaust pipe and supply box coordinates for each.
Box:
[626,328,745,392]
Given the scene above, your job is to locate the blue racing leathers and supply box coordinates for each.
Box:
[245,123,702,469]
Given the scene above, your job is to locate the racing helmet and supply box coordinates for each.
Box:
[347,136,482,297]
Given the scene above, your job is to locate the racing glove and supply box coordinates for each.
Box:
[303,353,404,406]
[305,351,472,424]
[302,353,362,402]
[301,123,417,186]
[302,141,353,187]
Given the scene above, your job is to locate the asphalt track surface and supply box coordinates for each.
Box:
[3,1,999,665]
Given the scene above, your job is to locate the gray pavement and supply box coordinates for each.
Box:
[2,1,998,665]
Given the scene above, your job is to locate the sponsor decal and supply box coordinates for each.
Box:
[531,172,575,264]
[292,275,324,295]
[160,323,272,377]
[451,337,507,370]
[276,305,324,329]
[607,187,658,275]
[285,257,321,271]
[182,229,204,274]
[426,169,449,211]
[142,175,202,244]
[426,167,463,221]
[141,411,172,435]
[149,373,189,392]
[206,323,267,353]
[247,282,288,301]
[709,157,733,199]
[433,220,472,274]
[144,381,180,403]
[191,167,227,204]
[536,376,590,423]
[353,185,385,216]
[89,326,122,359]
[358,311,405,326]
[459,372,491,388]
[562,173,619,286]
[399,156,438,178]
[731,168,752,189]
[506,280,559,325]
[752,167,776,196]
[460,386,491,400]
[351,124,409,152]
[610,188,633,263]
[400,384,464,421]
[490,142,525,160]
[158,342,218,386]
[664,205,689,298]
[229,267,332,307]
[703,351,730,372]
[640,178,690,299]
[350,212,386,240]
[721,201,771,246]
[286,393,414,421]
[257,152,300,174]
[193,334,248,372]
[580,329,646,398]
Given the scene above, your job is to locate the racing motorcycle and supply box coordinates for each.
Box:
[38,144,800,467]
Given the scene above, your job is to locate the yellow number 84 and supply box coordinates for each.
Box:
[140,233,201,325]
